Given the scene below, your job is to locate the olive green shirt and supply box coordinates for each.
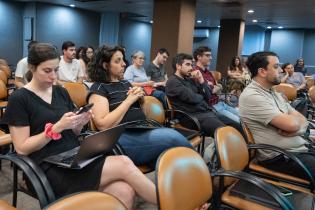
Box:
[239,80,308,161]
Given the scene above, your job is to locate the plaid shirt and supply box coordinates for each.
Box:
[193,66,219,105]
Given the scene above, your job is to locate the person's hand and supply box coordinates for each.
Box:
[52,112,82,133]
[278,129,297,137]
[207,81,214,87]
[126,87,145,104]
[195,203,210,210]
[191,70,204,84]
[75,110,92,128]
[146,81,155,86]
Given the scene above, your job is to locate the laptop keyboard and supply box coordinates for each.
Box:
[61,155,76,164]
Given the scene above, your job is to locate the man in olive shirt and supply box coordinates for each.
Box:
[239,51,313,179]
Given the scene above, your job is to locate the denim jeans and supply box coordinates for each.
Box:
[213,101,240,123]
[118,128,192,165]
[152,90,167,108]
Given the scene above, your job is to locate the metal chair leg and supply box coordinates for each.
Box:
[12,164,18,207]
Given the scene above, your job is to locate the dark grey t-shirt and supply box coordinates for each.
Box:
[145,63,166,82]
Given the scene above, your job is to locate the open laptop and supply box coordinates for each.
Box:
[44,123,126,169]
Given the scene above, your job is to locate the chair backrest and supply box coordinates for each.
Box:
[63,82,88,107]
[306,78,314,90]
[240,120,256,159]
[45,192,127,210]
[0,71,7,85]
[215,126,249,186]
[0,80,7,100]
[309,86,315,105]
[156,147,212,210]
[211,71,222,82]
[274,83,297,101]
[141,96,165,124]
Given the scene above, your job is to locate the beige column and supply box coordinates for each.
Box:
[150,0,196,75]
[216,19,245,76]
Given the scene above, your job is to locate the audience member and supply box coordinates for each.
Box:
[193,46,240,123]
[14,40,38,88]
[165,53,225,137]
[227,56,251,89]
[75,46,84,60]
[79,46,94,80]
[281,62,306,90]
[58,41,84,85]
[145,48,169,90]
[124,50,166,106]
[87,45,191,166]
[1,43,158,209]
[294,58,307,75]
[239,51,314,179]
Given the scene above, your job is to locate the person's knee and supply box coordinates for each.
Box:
[114,155,138,176]
[164,129,191,147]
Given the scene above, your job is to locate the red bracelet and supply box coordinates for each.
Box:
[45,123,62,140]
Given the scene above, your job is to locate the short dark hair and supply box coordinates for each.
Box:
[281,62,292,70]
[193,46,211,61]
[246,51,278,78]
[172,53,193,72]
[157,48,169,56]
[27,40,38,50]
[62,41,75,51]
[88,45,125,83]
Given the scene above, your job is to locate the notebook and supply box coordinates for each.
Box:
[44,123,125,169]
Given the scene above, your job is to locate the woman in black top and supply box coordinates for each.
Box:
[2,43,157,209]
[294,58,307,75]
[87,45,191,166]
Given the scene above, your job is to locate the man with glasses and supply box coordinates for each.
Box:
[145,48,169,90]
[193,46,240,125]
[166,53,225,137]
[239,51,314,178]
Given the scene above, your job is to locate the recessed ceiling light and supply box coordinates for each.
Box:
[267,26,272,29]
[150,20,153,24]
[248,9,254,13]
[217,25,221,28]
[69,4,75,7]
[197,20,202,23]
[252,19,258,23]
[278,26,283,29]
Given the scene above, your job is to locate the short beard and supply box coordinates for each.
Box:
[272,77,281,85]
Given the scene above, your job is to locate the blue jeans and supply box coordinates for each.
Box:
[118,128,192,165]
[152,90,167,108]
[213,101,240,123]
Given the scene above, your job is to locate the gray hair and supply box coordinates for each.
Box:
[131,50,145,60]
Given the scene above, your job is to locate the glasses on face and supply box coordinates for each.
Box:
[138,57,145,60]
[86,51,93,54]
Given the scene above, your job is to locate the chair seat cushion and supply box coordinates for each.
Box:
[0,200,16,210]
[249,160,310,185]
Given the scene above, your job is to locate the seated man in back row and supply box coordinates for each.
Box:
[165,53,225,137]
[239,51,314,178]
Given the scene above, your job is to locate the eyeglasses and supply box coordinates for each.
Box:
[86,51,93,54]
[138,57,145,60]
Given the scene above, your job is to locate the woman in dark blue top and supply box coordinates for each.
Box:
[87,45,191,166]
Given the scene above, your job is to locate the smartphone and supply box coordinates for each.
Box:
[76,103,94,115]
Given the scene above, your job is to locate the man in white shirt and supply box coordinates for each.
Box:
[58,41,84,85]
[14,41,38,88]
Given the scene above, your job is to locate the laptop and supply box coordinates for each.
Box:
[44,123,126,169]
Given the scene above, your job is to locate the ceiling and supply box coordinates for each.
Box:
[12,0,315,29]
